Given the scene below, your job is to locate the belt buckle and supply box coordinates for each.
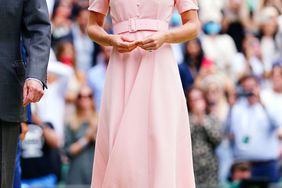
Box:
[129,18,137,32]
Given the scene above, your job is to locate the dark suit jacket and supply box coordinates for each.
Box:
[0,0,51,122]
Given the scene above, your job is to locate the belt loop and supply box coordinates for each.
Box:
[129,18,137,32]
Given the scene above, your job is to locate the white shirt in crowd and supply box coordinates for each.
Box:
[202,34,237,74]
[261,88,282,127]
[35,62,73,146]
[72,23,95,73]
[231,53,264,81]
[229,99,280,161]
[261,37,280,72]
[87,54,107,111]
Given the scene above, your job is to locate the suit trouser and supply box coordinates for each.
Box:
[0,120,19,188]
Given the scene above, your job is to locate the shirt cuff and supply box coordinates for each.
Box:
[26,78,44,87]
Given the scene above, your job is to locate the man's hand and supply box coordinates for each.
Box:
[23,79,44,106]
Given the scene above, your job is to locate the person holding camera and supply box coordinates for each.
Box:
[227,75,282,183]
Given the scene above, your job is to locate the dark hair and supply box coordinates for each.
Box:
[230,162,251,175]
[183,38,204,71]
[238,74,260,86]
[73,5,89,19]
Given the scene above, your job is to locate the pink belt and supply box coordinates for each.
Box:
[113,18,169,34]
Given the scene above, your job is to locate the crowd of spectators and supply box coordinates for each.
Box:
[17,0,282,187]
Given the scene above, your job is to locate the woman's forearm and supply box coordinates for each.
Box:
[164,21,200,44]
[87,12,113,46]
[164,10,200,44]
[87,24,112,46]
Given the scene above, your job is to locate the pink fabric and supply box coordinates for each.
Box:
[89,0,198,187]
[202,57,214,69]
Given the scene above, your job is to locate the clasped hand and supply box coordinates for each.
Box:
[110,32,167,53]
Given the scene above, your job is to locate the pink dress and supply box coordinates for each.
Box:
[89,0,198,187]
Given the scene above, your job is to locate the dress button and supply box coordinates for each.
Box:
[136,3,140,7]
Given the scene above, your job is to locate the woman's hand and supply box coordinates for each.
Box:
[138,32,167,51]
[109,35,138,53]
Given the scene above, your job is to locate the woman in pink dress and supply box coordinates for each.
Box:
[87,0,200,187]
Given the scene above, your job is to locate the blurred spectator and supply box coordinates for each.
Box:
[229,162,251,182]
[178,38,214,91]
[198,0,225,23]
[51,0,73,45]
[225,162,252,188]
[201,77,229,123]
[259,6,280,73]
[56,41,86,101]
[261,62,282,134]
[201,20,237,76]
[277,15,282,56]
[187,87,222,185]
[64,86,97,185]
[222,0,246,52]
[240,0,261,34]
[259,0,282,14]
[199,75,233,183]
[21,120,60,187]
[231,34,264,81]
[88,46,112,111]
[72,6,95,73]
[227,75,281,183]
[35,60,73,145]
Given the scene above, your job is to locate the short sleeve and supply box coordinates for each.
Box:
[175,0,199,14]
[88,0,109,15]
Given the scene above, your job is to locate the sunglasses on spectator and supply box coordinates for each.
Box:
[78,94,93,99]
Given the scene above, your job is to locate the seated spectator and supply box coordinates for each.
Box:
[227,75,282,183]
[187,87,223,186]
[88,46,112,111]
[55,41,87,123]
[64,86,98,185]
[72,6,95,73]
[198,0,225,23]
[201,77,230,123]
[229,162,251,183]
[259,0,282,14]
[178,38,214,92]
[35,60,73,145]
[259,6,280,73]
[224,162,252,188]
[231,34,265,81]
[201,20,238,76]
[222,0,246,52]
[51,0,73,46]
[261,61,282,128]
[21,119,61,187]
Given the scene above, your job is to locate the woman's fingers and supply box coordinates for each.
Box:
[121,35,134,43]
[139,42,158,50]
[139,35,154,45]
[117,43,138,53]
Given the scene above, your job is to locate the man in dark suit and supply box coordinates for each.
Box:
[0,0,51,186]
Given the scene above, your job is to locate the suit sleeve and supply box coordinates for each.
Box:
[22,0,51,88]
